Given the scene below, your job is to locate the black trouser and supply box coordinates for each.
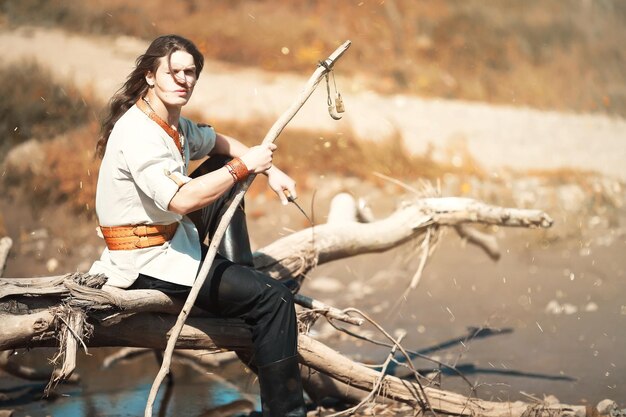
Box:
[130,156,298,367]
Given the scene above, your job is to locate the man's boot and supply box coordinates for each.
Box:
[257,355,306,417]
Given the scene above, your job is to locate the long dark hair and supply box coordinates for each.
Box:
[96,34,204,158]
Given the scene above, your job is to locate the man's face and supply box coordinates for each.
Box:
[146,50,198,108]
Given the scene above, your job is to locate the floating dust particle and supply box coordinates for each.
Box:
[536,322,544,332]
[445,306,455,321]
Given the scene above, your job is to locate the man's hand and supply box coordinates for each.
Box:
[266,166,297,205]
[239,143,277,174]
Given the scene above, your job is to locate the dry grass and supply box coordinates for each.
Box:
[40,123,100,214]
[4,123,100,217]
[0,63,98,215]
[0,0,153,36]
[2,0,625,116]
[0,60,92,159]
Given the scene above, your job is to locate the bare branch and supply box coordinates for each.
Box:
[455,224,501,260]
[254,195,552,282]
[326,332,407,417]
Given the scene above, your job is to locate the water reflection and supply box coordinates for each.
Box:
[41,380,258,417]
[3,349,260,417]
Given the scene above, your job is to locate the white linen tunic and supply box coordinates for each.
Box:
[89,104,216,288]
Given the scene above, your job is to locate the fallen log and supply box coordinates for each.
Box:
[0,309,592,417]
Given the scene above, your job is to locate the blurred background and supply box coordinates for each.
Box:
[0,1,625,416]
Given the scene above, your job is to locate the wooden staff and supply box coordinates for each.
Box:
[144,40,352,416]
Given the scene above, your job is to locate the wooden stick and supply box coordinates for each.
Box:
[144,40,352,416]
[294,294,364,326]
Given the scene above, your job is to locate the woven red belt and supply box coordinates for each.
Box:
[100,223,178,250]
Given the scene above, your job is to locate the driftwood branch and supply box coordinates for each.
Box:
[455,224,500,260]
[0,311,591,416]
[254,194,552,282]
